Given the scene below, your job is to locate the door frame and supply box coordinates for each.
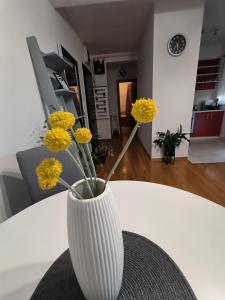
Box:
[82,63,98,136]
[116,79,137,134]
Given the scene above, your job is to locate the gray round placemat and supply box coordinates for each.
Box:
[31,231,196,300]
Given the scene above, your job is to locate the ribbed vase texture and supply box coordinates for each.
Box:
[67,179,124,300]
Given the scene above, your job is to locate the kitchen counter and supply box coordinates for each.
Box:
[193,110,225,113]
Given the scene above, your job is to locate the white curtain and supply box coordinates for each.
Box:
[217,57,225,105]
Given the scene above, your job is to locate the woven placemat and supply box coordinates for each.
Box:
[31,231,196,299]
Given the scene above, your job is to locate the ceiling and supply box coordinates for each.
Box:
[53,0,153,54]
[50,0,127,7]
[51,0,225,55]
[201,0,225,46]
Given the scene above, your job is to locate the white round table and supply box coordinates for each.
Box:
[0,181,225,300]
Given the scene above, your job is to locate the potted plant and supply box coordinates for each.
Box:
[91,135,112,166]
[35,98,158,300]
[153,125,190,164]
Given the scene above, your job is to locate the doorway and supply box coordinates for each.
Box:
[117,79,137,135]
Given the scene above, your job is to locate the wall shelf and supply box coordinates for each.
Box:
[197,65,220,69]
[196,81,219,84]
[197,73,219,76]
[43,52,72,72]
[195,58,220,91]
[55,89,75,97]
[27,36,82,127]
[76,115,85,120]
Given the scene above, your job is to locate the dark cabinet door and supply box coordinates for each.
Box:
[191,111,224,137]
[207,111,224,136]
[191,112,208,137]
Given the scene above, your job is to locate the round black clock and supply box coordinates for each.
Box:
[168,34,186,56]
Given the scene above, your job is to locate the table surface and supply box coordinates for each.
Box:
[0,181,225,300]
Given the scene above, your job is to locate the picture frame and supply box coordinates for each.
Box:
[53,72,69,90]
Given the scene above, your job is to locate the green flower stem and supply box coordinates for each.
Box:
[67,149,94,198]
[84,143,97,192]
[59,178,82,199]
[85,143,96,178]
[69,128,86,173]
[79,144,95,195]
[67,149,85,177]
[71,141,85,172]
[105,123,140,185]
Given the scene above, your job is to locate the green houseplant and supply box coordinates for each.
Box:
[153,125,190,164]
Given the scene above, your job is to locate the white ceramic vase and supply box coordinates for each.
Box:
[67,178,124,300]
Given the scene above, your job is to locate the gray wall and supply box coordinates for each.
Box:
[137,6,154,157]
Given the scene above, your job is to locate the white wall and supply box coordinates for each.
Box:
[137,5,154,156]
[0,0,87,223]
[151,0,204,158]
[0,0,87,156]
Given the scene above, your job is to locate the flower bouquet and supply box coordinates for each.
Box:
[35,98,157,300]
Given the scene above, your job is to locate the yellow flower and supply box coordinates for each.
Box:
[48,111,75,130]
[74,128,92,144]
[44,128,71,152]
[38,177,58,190]
[35,158,62,190]
[131,98,158,124]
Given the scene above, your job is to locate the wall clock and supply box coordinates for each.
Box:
[167,34,186,56]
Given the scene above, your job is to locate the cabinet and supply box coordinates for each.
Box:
[27,36,85,128]
[191,111,224,137]
[195,58,220,90]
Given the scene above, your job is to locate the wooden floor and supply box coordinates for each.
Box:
[97,127,225,207]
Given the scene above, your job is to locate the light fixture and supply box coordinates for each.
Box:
[94,59,105,74]
[119,66,127,78]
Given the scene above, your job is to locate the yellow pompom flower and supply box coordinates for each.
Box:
[74,128,92,144]
[44,128,71,152]
[48,111,75,130]
[131,98,158,124]
[37,177,58,190]
[35,158,62,190]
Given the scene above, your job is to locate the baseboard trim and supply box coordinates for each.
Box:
[190,136,219,141]
[151,157,187,161]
